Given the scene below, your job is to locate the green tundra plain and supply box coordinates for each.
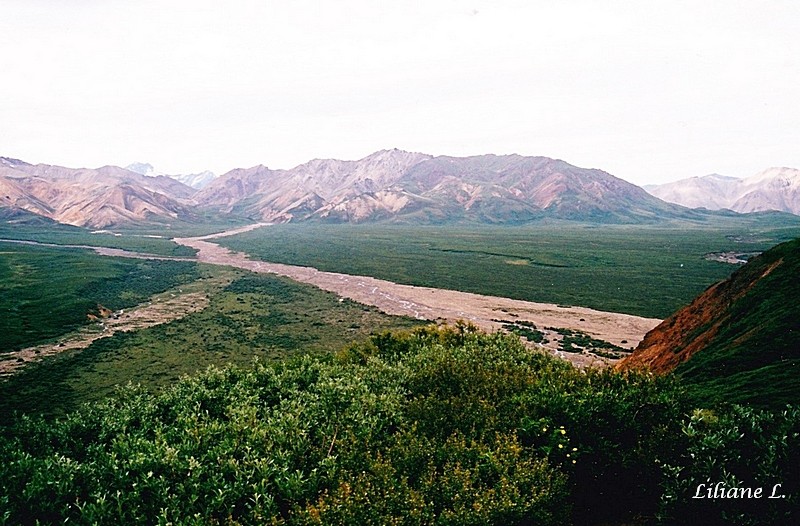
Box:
[2,217,799,524]
[216,218,800,318]
[0,252,423,421]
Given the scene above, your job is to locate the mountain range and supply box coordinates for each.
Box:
[195,149,707,224]
[2,150,797,228]
[645,167,800,215]
[0,156,200,228]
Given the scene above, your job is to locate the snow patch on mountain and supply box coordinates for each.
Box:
[126,162,216,189]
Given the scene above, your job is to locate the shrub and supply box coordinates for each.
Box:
[658,405,800,525]
[3,326,784,525]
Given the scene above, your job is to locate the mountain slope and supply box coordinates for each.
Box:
[618,237,800,408]
[732,167,800,214]
[644,174,741,209]
[194,149,434,222]
[647,167,800,215]
[0,159,197,228]
[396,154,691,222]
[196,150,698,224]
[4,151,765,227]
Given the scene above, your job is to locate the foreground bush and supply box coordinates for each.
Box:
[658,405,800,525]
[1,325,790,524]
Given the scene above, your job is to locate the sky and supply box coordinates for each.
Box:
[1,0,798,185]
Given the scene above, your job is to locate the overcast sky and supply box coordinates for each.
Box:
[1,0,798,185]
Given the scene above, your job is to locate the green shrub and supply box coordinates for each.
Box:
[3,326,788,524]
[658,405,800,525]
[295,432,569,526]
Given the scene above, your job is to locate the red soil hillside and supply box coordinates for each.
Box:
[617,250,786,374]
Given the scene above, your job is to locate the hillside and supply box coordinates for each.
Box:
[196,150,699,223]
[618,237,800,408]
[0,157,198,228]
[647,167,800,215]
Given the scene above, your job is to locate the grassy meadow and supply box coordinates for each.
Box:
[0,216,251,257]
[216,219,800,318]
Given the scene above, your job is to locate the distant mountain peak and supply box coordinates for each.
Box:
[647,168,800,215]
[745,166,800,185]
[0,157,32,169]
[125,162,156,176]
[698,173,739,181]
[125,162,216,190]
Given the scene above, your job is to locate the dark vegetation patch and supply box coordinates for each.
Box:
[0,242,199,352]
[436,248,570,267]
[216,221,800,318]
[0,327,796,525]
[499,319,547,344]
[548,327,629,358]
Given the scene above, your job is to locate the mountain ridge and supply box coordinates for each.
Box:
[647,167,800,215]
[3,150,796,228]
[0,161,197,228]
[195,149,701,224]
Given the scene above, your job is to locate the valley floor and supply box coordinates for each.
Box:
[3,224,661,375]
[176,224,661,367]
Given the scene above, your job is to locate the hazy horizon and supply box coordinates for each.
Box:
[2,0,798,186]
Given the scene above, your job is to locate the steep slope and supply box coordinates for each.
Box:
[0,174,54,218]
[0,159,197,228]
[196,150,697,224]
[647,167,800,215]
[618,238,800,408]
